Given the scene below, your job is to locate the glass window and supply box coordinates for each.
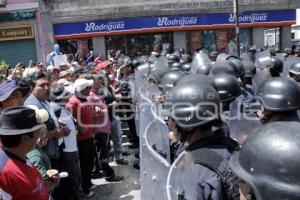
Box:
[105,32,173,58]
[264,28,280,49]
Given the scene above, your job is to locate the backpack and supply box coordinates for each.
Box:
[190,139,240,200]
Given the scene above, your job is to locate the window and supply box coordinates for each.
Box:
[264,28,280,49]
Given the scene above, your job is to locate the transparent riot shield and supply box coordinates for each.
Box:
[240,52,252,62]
[140,101,171,200]
[255,49,271,70]
[191,52,212,74]
[216,53,239,62]
[252,68,271,91]
[229,100,261,144]
[166,151,199,200]
[154,56,168,69]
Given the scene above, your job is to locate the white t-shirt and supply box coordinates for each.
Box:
[50,102,78,152]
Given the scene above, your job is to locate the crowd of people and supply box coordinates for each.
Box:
[0,45,140,200]
[0,41,300,200]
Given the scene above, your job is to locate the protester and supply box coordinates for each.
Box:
[0,107,53,200]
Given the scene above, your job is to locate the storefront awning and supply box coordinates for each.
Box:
[54,9,296,40]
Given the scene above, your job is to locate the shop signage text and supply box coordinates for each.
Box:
[54,9,295,37]
[85,21,125,32]
[157,16,197,26]
[228,13,267,23]
[0,25,34,41]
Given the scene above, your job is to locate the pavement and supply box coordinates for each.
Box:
[83,135,141,200]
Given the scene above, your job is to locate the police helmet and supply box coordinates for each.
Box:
[228,58,245,78]
[159,71,185,92]
[180,63,191,73]
[210,61,239,77]
[167,81,220,128]
[289,62,300,76]
[242,60,256,78]
[171,62,182,71]
[148,66,171,83]
[230,121,300,200]
[213,74,241,103]
[269,57,283,73]
[256,77,300,111]
[167,54,180,63]
[192,64,212,75]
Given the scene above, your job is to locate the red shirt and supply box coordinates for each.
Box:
[0,150,49,200]
[66,95,94,141]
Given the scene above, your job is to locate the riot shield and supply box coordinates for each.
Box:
[216,53,239,63]
[137,63,152,77]
[252,68,271,91]
[140,102,171,200]
[154,56,169,69]
[240,52,252,62]
[255,49,271,70]
[229,100,261,144]
[191,52,212,74]
[166,151,199,200]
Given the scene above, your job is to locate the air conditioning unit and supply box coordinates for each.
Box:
[0,0,6,8]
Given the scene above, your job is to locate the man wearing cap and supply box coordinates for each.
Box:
[66,78,95,198]
[0,80,24,110]
[50,84,81,200]
[0,107,54,200]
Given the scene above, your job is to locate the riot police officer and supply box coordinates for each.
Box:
[288,62,300,83]
[166,80,240,200]
[167,54,180,68]
[230,121,300,200]
[119,57,139,148]
[256,77,300,123]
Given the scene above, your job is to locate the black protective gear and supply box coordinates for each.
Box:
[180,63,191,73]
[176,74,216,89]
[269,56,283,76]
[213,74,241,103]
[256,77,300,111]
[228,58,245,78]
[148,66,171,83]
[210,61,239,77]
[166,81,220,128]
[242,60,256,78]
[230,121,300,200]
[192,64,211,75]
[171,62,182,71]
[167,54,180,63]
[159,71,185,92]
[289,62,300,78]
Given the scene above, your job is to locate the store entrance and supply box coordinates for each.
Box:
[105,32,173,58]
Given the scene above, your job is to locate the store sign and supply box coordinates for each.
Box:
[54,9,296,37]
[0,25,34,41]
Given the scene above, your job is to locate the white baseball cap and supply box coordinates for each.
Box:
[74,79,93,92]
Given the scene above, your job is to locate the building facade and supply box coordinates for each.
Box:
[0,0,41,67]
[2,0,299,65]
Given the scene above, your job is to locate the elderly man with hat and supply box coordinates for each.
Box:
[0,106,57,200]
[66,78,95,198]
